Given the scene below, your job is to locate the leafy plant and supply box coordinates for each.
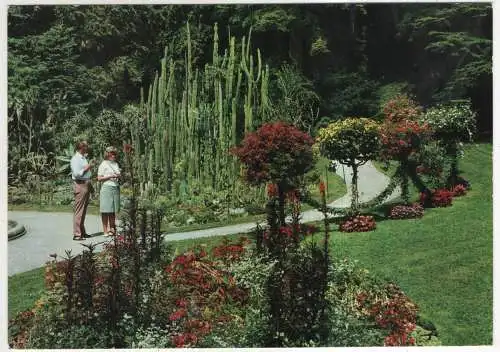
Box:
[339,215,376,233]
[357,283,419,346]
[430,189,454,207]
[421,101,477,187]
[452,184,467,197]
[316,117,380,210]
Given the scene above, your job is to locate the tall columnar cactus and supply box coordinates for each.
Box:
[136,23,270,195]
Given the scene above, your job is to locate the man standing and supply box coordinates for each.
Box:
[70,141,94,240]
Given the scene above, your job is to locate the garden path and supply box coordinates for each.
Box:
[8,161,400,276]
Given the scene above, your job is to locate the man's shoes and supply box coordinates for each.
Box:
[73,235,85,241]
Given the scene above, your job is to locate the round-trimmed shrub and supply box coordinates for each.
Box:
[316,117,380,210]
[316,117,380,164]
[421,102,476,143]
[231,122,315,190]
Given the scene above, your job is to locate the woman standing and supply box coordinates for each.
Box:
[97,146,121,236]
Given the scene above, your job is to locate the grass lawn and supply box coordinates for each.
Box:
[8,267,46,320]
[330,142,493,345]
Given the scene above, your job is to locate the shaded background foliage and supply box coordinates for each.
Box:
[8,3,492,184]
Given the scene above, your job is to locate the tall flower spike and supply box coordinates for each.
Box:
[319,180,326,196]
[267,183,278,198]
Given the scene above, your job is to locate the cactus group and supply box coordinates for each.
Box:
[131,23,270,195]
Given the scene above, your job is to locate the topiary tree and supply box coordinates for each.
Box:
[316,117,380,211]
[378,95,431,204]
[231,121,315,225]
[233,122,328,347]
[420,101,476,187]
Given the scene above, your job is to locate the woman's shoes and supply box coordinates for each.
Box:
[73,235,85,241]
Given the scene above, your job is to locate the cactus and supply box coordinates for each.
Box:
[135,23,270,196]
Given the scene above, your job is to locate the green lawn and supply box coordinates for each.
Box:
[8,267,46,320]
[330,143,493,345]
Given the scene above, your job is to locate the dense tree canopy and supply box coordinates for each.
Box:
[7,3,492,183]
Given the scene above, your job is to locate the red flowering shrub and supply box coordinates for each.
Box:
[339,215,376,232]
[231,122,315,188]
[383,94,422,123]
[379,119,430,159]
[357,283,418,347]
[164,240,250,347]
[211,237,251,263]
[420,189,454,207]
[431,189,454,207]
[453,184,467,197]
[379,95,426,159]
[262,223,318,247]
[388,203,424,220]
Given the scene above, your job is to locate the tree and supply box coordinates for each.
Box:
[232,122,315,225]
[420,101,476,187]
[316,117,380,211]
[378,95,430,204]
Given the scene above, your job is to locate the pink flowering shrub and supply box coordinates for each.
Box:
[452,184,467,197]
[389,203,424,220]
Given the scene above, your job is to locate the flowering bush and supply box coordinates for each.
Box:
[231,122,314,189]
[316,117,380,163]
[379,119,430,159]
[420,189,454,208]
[383,94,422,123]
[164,239,251,347]
[262,223,317,249]
[388,203,424,220]
[339,215,376,232]
[316,117,380,210]
[357,283,418,347]
[431,189,454,207]
[421,102,476,143]
[453,184,467,197]
[421,102,476,188]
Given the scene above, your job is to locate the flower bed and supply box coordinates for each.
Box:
[9,244,442,348]
[420,189,454,208]
[339,215,376,233]
[388,203,424,220]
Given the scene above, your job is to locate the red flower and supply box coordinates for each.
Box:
[169,308,187,321]
[319,180,326,196]
[176,298,188,308]
[267,183,278,198]
[453,184,467,197]
[172,333,197,347]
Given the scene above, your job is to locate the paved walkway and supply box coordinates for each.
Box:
[8,161,400,276]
